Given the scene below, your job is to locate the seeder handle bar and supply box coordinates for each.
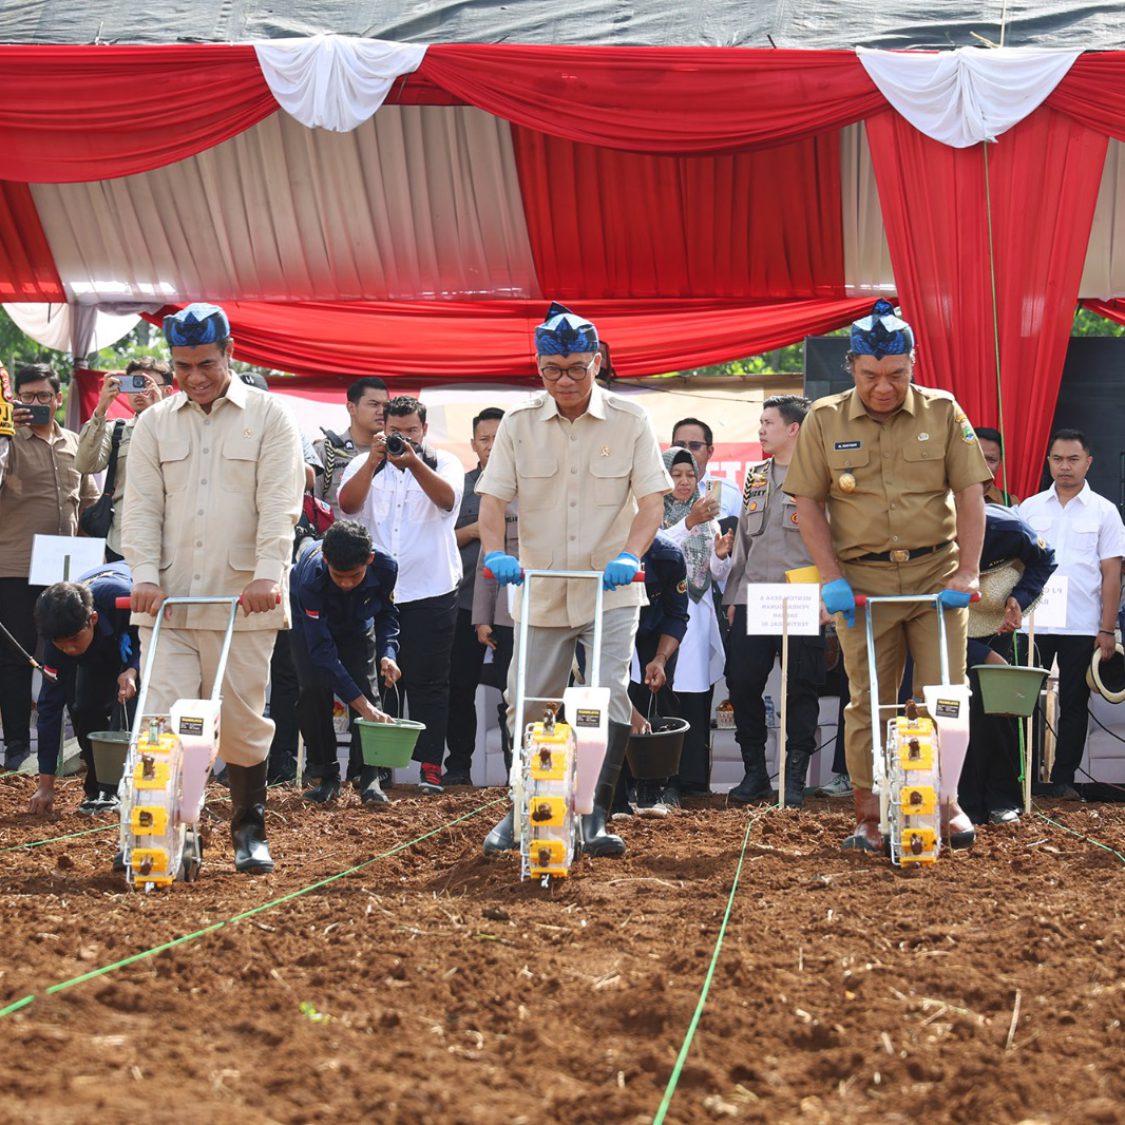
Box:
[482,568,646,582]
[114,593,282,609]
[854,593,981,606]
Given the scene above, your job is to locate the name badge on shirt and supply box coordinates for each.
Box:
[834,440,862,451]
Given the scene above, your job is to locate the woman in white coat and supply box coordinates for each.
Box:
[660,447,733,804]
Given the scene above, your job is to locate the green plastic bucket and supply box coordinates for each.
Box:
[356,718,426,768]
[972,665,1049,717]
[89,731,131,786]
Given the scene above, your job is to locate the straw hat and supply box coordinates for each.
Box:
[1086,641,1125,704]
[968,560,1043,638]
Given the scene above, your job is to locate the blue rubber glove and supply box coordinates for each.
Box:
[483,550,523,587]
[821,578,856,628]
[937,588,973,609]
[602,551,641,591]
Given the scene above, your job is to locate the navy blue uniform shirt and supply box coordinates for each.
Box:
[289,542,399,703]
[969,504,1058,664]
[36,562,139,776]
[638,532,690,644]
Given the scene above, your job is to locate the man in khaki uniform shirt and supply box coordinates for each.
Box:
[124,304,304,874]
[477,303,670,858]
[76,357,175,561]
[784,301,992,853]
[0,363,98,769]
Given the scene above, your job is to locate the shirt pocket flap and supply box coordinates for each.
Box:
[826,446,870,470]
[517,455,558,478]
[901,440,947,463]
[157,439,190,465]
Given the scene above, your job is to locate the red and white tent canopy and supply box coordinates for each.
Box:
[4,40,1125,497]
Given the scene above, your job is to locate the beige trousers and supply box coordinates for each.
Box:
[835,549,968,790]
[138,626,277,767]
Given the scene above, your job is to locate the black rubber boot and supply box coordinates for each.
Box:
[581,721,631,858]
[304,777,340,804]
[228,761,274,874]
[781,750,811,809]
[728,746,774,804]
[483,807,517,855]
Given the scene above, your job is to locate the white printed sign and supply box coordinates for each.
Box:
[29,534,107,586]
[1022,574,1068,631]
[745,583,821,636]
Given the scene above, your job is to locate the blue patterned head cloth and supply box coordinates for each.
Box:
[850,299,914,360]
[163,303,231,348]
[534,302,599,357]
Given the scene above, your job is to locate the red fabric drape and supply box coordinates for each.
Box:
[512,128,845,300]
[0,46,278,183]
[415,46,886,154]
[1081,299,1125,327]
[143,297,873,380]
[0,182,64,299]
[1045,54,1125,142]
[868,108,1107,502]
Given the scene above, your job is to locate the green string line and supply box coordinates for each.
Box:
[652,810,764,1125]
[0,798,503,1020]
[0,824,117,854]
[1033,806,1125,865]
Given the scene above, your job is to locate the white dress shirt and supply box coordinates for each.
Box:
[339,447,464,605]
[1017,482,1125,635]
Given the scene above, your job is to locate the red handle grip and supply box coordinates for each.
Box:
[114,592,282,609]
[483,568,646,582]
[853,592,980,607]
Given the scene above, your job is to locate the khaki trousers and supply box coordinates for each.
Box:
[835,549,968,790]
[506,605,640,733]
[138,626,277,767]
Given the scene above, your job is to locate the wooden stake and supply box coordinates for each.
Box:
[778,599,789,808]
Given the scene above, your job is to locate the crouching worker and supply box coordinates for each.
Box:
[290,520,400,806]
[123,303,305,874]
[477,303,670,858]
[29,562,139,816]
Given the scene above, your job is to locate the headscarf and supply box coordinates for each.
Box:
[535,301,598,357]
[849,299,914,360]
[662,447,712,603]
[164,302,231,348]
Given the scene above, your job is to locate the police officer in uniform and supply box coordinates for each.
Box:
[477,303,671,858]
[723,394,823,808]
[784,300,993,852]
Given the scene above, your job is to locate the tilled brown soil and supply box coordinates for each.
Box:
[0,774,1122,1125]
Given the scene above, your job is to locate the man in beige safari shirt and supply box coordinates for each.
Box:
[123,304,304,875]
[476,303,670,859]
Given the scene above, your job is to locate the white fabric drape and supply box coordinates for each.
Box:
[32,106,540,305]
[254,35,426,132]
[839,123,895,295]
[3,301,139,356]
[857,46,1081,148]
[1080,139,1125,299]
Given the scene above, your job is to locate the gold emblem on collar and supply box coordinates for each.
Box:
[600,446,610,457]
[243,428,254,439]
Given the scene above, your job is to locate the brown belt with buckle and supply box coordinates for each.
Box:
[856,541,952,565]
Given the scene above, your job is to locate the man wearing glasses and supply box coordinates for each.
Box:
[476,303,670,858]
[0,363,99,770]
[77,357,176,562]
[671,417,742,520]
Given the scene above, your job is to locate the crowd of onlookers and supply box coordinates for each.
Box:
[2,358,1124,831]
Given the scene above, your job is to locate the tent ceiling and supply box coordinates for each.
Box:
[1,0,1123,50]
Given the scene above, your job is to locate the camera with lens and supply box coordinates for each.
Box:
[385,432,407,456]
[380,431,439,471]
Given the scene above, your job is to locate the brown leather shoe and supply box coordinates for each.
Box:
[841,787,883,853]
